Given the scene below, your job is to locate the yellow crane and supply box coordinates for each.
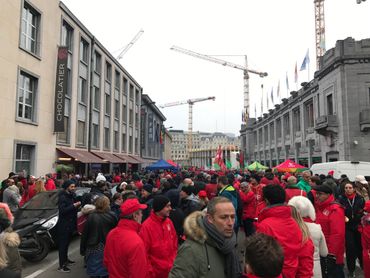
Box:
[170,45,267,124]
[159,96,216,158]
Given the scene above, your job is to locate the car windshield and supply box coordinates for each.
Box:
[21,190,59,210]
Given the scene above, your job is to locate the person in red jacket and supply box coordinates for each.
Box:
[285,176,307,202]
[140,195,178,278]
[250,175,266,217]
[104,198,148,278]
[256,184,303,278]
[260,170,281,186]
[44,173,56,191]
[359,200,370,278]
[314,183,345,278]
[239,182,256,237]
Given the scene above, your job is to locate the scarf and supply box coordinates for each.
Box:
[345,193,355,200]
[315,194,335,211]
[303,217,315,223]
[202,216,242,278]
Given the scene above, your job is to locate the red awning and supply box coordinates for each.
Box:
[114,154,138,164]
[57,148,107,164]
[91,151,125,163]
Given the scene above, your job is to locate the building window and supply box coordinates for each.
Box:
[270,122,275,141]
[105,94,111,115]
[78,77,88,104]
[105,62,112,82]
[77,120,86,145]
[17,71,37,122]
[276,118,282,139]
[79,38,89,63]
[135,89,140,105]
[326,94,333,115]
[93,87,100,110]
[293,108,301,132]
[114,130,119,151]
[92,123,99,148]
[104,127,110,149]
[94,51,101,74]
[283,113,290,135]
[121,131,126,152]
[123,78,128,95]
[61,21,73,51]
[15,143,35,175]
[20,2,40,55]
[122,102,127,123]
[129,100,134,126]
[304,101,314,128]
[129,84,134,99]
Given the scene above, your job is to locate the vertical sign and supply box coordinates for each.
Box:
[54,47,68,132]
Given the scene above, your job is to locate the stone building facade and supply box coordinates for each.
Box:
[240,37,370,168]
[0,0,163,177]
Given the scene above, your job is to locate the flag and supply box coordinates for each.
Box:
[294,62,298,83]
[160,126,164,144]
[239,151,245,169]
[242,111,245,122]
[270,87,274,106]
[300,49,310,71]
[254,104,257,118]
[260,84,264,114]
[226,160,232,169]
[277,80,280,99]
[214,145,226,171]
[266,88,269,109]
[286,72,289,91]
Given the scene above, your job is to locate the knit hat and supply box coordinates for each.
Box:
[198,190,207,198]
[313,184,333,194]
[142,184,153,194]
[62,179,75,190]
[120,199,147,217]
[96,173,106,183]
[153,195,170,212]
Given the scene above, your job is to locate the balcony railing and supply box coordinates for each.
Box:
[315,114,338,134]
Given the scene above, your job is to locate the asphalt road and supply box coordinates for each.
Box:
[22,236,88,278]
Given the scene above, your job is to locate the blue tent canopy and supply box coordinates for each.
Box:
[146,159,177,171]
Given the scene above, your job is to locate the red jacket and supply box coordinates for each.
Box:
[285,188,307,202]
[140,212,178,278]
[260,176,281,186]
[315,194,345,264]
[104,219,148,278]
[359,214,370,278]
[296,238,314,278]
[45,179,56,191]
[256,205,303,278]
[239,190,256,219]
[251,184,266,217]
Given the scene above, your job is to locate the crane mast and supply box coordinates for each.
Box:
[170,46,267,123]
[160,96,215,163]
[314,0,326,69]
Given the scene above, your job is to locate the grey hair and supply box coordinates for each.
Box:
[207,196,232,216]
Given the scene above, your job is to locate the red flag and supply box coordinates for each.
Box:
[214,145,226,171]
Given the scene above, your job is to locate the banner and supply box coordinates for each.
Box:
[54,47,68,132]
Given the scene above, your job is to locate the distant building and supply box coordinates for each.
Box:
[240,37,370,168]
[0,0,163,177]
[170,130,240,167]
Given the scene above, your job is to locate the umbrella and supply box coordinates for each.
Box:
[273,159,307,173]
[247,161,268,171]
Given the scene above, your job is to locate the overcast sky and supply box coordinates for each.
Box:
[62,0,370,135]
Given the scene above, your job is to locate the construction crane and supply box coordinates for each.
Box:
[159,96,215,157]
[314,0,326,69]
[116,29,144,60]
[170,45,267,124]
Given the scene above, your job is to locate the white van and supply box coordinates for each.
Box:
[310,161,370,181]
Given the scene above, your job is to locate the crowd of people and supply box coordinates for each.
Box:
[1,168,370,277]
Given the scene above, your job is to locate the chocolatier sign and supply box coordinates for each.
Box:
[54,47,68,132]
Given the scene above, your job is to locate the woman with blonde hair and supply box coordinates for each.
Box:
[289,196,328,278]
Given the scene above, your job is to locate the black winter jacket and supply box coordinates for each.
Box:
[57,190,78,232]
[338,193,365,231]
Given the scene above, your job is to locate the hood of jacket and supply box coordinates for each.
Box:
[81,204,96,215]
[1,230,20,247]
[183,211,207,244]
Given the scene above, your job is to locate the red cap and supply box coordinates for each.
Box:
[120,199,147,216]
[198,190,207,198]
[328,170,334,176]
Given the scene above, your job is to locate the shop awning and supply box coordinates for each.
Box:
[57,148,107,164]
[114,154,138,164]
[91,151,125,163]
[129,155,145,163]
